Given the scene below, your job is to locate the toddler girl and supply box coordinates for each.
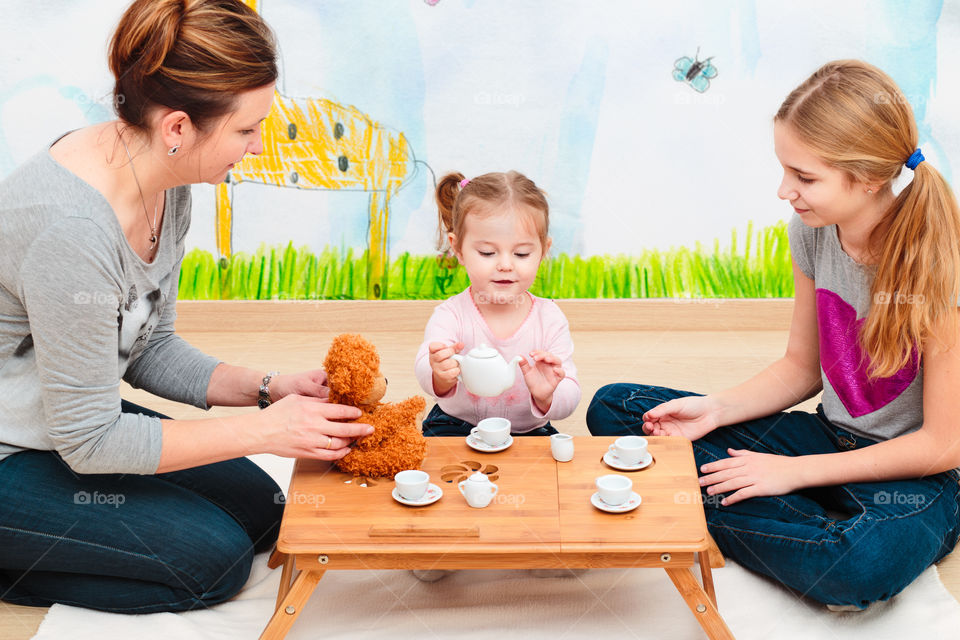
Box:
[414,171,581,437]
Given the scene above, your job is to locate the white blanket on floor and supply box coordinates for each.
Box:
[31,455,960,640]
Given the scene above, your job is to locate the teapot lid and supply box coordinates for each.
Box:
[466,472,491,482]
[466,343,499,359]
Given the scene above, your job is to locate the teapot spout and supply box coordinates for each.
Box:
[508,355,523,368]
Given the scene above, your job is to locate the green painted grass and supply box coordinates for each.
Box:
[178,220,793,300]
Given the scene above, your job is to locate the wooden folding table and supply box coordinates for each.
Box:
[261,436,732,639]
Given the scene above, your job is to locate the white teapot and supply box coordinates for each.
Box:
[451,344,522,397]
[458,472,499,508]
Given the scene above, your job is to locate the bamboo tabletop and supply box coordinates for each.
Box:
[265,437,735,640]
[277,436,708,560]
[557,437,708,553]
[278,437,561,555]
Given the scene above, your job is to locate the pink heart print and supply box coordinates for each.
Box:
[816,289,919,418]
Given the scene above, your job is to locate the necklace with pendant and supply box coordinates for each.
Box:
[119,133,159,250]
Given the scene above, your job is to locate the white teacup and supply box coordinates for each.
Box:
[394,469,430,501]
[470,417,511,446]
[550,433,574,462]
[595,474,632,506]
[608,435,648,465]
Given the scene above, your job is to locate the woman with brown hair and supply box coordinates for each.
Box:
[588,60,960,610]
[0,0,371,612]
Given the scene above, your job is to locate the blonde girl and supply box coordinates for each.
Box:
[587,60,960,610]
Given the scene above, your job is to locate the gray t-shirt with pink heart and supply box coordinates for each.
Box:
[788,214,922,442]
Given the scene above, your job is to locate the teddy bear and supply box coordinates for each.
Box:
[323,333,428,478]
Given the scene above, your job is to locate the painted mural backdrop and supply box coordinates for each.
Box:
[1,0,956,299]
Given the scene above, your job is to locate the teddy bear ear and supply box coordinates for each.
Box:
[324,333,382,405]
[326,334,381,368]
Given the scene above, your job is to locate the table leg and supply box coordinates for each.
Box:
[276,554,296,610]
[267,546,287,570]
[259,568,325,640]
[698,552,718,609]
[705,532,725,568]
[665,567,734,640]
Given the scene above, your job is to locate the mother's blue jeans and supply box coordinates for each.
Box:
[587,383,960,609]
[0,401,284,613]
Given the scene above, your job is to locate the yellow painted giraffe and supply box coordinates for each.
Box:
[218,0,414,299]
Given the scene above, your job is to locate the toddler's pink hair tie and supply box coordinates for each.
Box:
[459,178,470,188]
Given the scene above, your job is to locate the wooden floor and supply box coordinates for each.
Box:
[3,300,959,638]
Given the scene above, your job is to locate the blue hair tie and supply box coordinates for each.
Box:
[906,148,925,170]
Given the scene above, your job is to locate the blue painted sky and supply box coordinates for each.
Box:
[0,0,957,256]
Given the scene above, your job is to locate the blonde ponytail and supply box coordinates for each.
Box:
[863,160,960,377]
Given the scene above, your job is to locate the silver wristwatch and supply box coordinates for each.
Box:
[258,371,279,409]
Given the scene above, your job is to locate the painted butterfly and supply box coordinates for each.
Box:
[673,47,718,93]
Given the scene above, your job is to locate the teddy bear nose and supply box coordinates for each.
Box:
[384,377,388,387]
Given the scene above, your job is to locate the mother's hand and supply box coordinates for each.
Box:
[258,394,373,461]
[699,449,803,506]
[271,369,329,400]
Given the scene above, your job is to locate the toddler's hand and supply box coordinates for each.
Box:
[518,350,566,412]
[428,341,464,395]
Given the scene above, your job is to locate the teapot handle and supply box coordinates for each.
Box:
[488,483,499,498]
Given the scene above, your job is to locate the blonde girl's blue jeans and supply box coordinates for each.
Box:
[586,383,960,609]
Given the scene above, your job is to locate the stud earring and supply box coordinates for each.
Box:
[866,189,873,194]
[168,145,180,156]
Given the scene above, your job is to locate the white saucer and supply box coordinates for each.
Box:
[603,450,653,471]
[591,491,642,513]
[392,483,443,506]
[466,434,514,453]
